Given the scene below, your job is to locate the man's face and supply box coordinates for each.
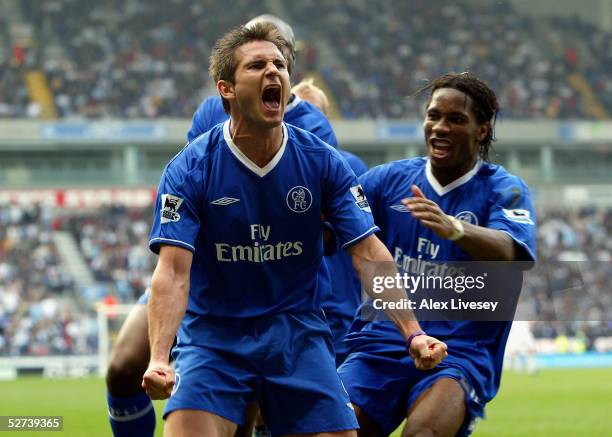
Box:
[423,87,488,175]
[228,40,290,128]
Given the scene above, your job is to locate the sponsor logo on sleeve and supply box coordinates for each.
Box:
[350,185,371,212]
[161,194,184,224]
[502,208,534,225]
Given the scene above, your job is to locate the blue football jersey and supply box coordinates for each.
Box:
[322,151,368,319]
[187,94,339,149]
[341,151,369,177]
[349,157,536,404]
[149,121,377,319]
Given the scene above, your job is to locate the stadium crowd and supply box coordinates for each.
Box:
[16,0,265,118]
[0,22,31,118]
[0,62,29,117]
[65,206,155,303]
[547,14,612,116]
[0,204,96,356]
[527,207,612,349]
[1,202,610,356]
[285,0,588,119]
[1,0,611,119]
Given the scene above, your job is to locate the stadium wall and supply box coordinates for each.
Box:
[3,119,612,147]
[1,119,611,208]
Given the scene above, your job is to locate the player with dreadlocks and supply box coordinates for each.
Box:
[337,72,537,436]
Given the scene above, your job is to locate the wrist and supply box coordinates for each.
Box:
[149,360,168,368]
[406,329,427,350]
[447,216,465,241]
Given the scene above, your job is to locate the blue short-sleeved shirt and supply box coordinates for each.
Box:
[347,157,536,403]
[149,122,378,319]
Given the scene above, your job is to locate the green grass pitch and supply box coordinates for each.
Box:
[1,368,611,436]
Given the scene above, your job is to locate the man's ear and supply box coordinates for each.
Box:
[478,122,490,143]
[217,80,235,100]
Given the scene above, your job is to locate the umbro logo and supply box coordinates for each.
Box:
[211,197,240,206]
[390,204,410,213]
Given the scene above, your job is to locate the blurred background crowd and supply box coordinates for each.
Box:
[1,0,611,119]
[1,204,610,356]
[0,0,610,358]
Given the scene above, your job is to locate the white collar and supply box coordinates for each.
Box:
[286,93,301,113]
[425,158,482,196]
[222,120,288,178]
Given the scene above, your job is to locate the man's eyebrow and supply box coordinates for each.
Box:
[245,54,286,63]
[427,108,467,117]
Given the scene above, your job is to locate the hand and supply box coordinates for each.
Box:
[401,185,455,239]
[142,361,175,400]
[408,335,448,370]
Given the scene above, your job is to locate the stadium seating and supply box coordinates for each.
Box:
[1,0,611,119]
[1,203,610,356]
[0,204,96,356]
[285,0,598,119]
[15,0,267,118]
[65,206,155,303]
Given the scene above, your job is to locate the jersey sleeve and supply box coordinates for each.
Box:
[486,176,537,262]
[358,165,388,243]
[317,122,339,149]
[149,151,204,254]
[305,102,339,149]
[188,97,230,142]
[322,149,379,248]
[187,100,210,142]
[342,150,369,177]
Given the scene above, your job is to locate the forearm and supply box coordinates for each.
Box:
[350,235,447,368]
[455,222,516,261]
[404,186,517,261]
[351,236,422,340]
[368,269,422,340]
[148,266,189,363]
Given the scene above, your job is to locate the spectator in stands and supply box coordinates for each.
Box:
[3,0,611,119]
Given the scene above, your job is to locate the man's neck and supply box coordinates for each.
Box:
[229,117,284,168]
[430,158,478,187]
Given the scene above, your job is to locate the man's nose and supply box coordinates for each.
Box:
[432,118,450,133]
[265,61,280,76]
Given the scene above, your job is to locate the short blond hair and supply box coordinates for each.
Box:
[292,78,329,115]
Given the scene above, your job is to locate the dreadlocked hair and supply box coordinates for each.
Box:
[418,72,500,161]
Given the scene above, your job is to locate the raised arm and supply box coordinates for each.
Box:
[403,185,521,261]
[142,245,192,400]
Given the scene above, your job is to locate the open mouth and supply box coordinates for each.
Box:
[262,85,281,111]
[430,138,451,158]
